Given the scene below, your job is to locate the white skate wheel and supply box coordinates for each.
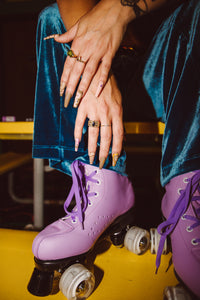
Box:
[59,263,95,300]
[124,226,150,255]
[163,286,192,300]
[150,228,168,255]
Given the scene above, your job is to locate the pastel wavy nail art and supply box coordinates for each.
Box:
[73,90,83,108]
[60,81,66,97]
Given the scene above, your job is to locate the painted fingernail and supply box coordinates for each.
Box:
[44,34,59,40]
[73,90,83,108]
[60,81,66,97]
[89,152,95,165]
[99,157,106,169]
[64,92,72,108]
[75,138,80,152]
[95,81,104,98]
[112,153,119,167]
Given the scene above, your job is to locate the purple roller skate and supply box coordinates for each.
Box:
[156,171,200,299]
[28,160,135,299]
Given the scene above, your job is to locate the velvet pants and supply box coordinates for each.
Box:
[33,0,200,187]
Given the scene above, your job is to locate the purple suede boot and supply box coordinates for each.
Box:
[156,171,200,298]
[28,160,135,298]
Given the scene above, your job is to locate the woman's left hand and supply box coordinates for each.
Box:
[74,70,124,168]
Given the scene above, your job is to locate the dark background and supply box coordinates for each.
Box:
[0,0,165,230]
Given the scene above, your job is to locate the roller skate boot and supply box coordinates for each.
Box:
[156,171,200,299]
[28,160,135,299]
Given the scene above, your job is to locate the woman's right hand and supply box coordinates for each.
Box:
[55,0,135,107]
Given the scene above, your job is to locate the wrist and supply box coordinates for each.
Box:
[100,0,135,26]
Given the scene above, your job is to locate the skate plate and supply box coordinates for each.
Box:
[0,228,178,300]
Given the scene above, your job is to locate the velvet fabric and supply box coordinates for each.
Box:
[33,4,127,177]
[33,0,200,187]
[143,0,200,185]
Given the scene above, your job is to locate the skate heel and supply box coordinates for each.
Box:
[108,208,135,247]
[27,267,55,296]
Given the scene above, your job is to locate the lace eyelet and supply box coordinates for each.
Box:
[95,169,99,174]
[191,239,199,246]
[183,177,189,183]
[181,214,186,220]
[95,192,99,197]
[177,188,182,195]
[96,179,101,185]
[71,218,77,224]
[88,201,93,206]
[186,226,193,232]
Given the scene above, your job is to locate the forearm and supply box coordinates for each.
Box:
[120,0,173,19]
[57,0,98,29]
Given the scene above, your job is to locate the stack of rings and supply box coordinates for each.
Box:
[88,120,111,128]
[68,49,86,64]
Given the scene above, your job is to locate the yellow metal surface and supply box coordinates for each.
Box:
[0,229,178,300]
[0,122,33,140]
[0,121,165,140]
[124,122,165,135]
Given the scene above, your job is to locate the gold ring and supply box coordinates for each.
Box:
[68,49,78,58]
[101,124,111,127]
[88,120,100,128]
[77,56,86,63]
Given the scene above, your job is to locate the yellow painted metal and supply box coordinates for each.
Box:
[0,229,178,300]
[124,122,165,135]
[0,122,33,140]
[0,121,164,140]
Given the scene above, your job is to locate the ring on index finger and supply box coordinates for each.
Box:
[68,49,78,58]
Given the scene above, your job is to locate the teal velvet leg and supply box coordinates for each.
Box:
[32,4,127,176]
[143,0,200,186]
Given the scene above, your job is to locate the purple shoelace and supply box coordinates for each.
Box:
[62,160,98,227]
[156,171,200,272]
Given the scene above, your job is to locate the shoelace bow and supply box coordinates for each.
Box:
[156,171,200,273]
[62,160,98,227]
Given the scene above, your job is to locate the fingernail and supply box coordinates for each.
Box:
[99,157,106,169]
[112,153,119,167]
[73,90,83,108]
[89,152,95,165]
[75,138,80,152]
[95,81,104,98]
[44,34,59,40]
[60,81,66,97]
[64,92,72,108]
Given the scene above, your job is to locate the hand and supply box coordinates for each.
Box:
[55,0,134,107]
[74,70,124,169]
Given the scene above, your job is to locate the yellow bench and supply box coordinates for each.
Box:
[0,121,165,137]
